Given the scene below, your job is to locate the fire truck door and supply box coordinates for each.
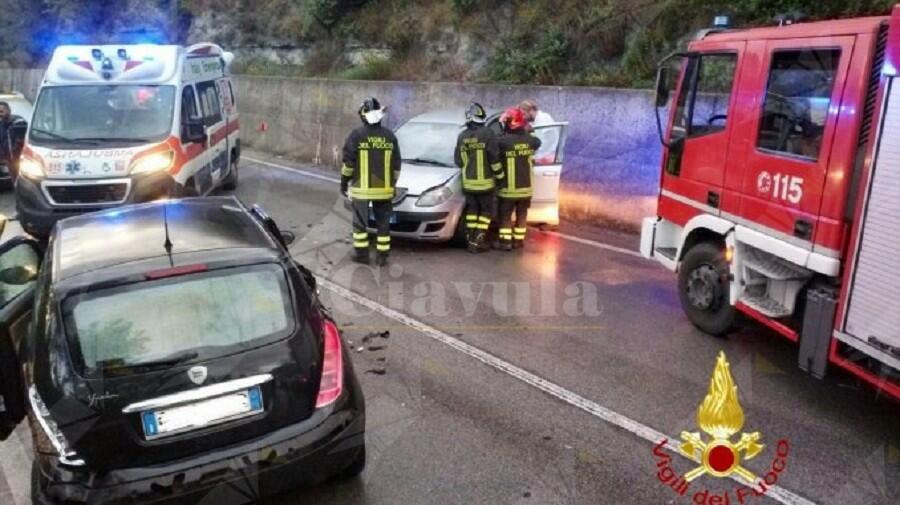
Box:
[660,44,742,220]
[735,37,854,249]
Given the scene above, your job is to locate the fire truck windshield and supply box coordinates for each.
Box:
[29,85,176,148]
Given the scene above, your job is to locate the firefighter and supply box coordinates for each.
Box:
[340,97,401,266]
[496,107,541,251]
[455,102,503,253]
[0,102,26,181]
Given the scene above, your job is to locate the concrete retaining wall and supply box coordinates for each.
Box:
[0,69,662,230]
[235,76,663,230]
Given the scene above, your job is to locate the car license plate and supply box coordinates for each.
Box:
[141,387,263,440]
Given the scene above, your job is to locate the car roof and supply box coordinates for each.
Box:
[54,196,280,282]
[407,108,502,126]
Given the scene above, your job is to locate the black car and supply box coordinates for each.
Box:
[0,196,366,504]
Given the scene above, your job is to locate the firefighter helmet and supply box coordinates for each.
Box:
[465,102,487,124]
[503,107,526,131]
[359,97,386,125]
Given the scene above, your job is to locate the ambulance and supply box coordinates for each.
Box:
[16,43,241,237]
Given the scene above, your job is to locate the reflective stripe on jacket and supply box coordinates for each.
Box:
[341,124,402,201]
[496,131,542,199]
[455,124,502,193]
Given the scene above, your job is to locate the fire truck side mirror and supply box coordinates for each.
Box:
[655,67,671,108]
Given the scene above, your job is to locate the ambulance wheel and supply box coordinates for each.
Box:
[678,242,734,336]
[223,159,238,191]
[176,179,199,198]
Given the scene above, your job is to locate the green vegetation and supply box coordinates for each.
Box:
[0,0,895,87]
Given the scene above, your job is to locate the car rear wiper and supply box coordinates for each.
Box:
[403,158,451,167]
[30,128,100,145]
[121,350,200,370]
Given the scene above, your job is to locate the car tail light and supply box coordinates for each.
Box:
[315,320,344,408]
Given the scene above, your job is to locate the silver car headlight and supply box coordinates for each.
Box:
[29,385,85,466]
[416,185,453,207]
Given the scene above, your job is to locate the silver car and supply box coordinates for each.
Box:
[363,109,568,242]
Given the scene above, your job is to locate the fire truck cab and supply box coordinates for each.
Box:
[642,8,900,399]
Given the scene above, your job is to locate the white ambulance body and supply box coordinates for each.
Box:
[16,43,240,237]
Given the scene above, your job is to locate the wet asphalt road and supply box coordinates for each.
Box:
[0,154,898,505]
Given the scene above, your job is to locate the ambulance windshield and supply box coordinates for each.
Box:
[29,85,176,147]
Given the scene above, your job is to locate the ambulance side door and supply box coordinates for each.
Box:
[179,84,205,187]
[196,80,228,194]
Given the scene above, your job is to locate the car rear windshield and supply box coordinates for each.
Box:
[62,263,294,375]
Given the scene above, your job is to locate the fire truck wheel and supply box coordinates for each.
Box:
[678,242,735,336]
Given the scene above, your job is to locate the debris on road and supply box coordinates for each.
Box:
[362,331,390,343]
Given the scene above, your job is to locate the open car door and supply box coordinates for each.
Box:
[0,235,42,441]
[530,122,568,226]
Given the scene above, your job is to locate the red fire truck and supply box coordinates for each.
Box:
[641,7,900,399]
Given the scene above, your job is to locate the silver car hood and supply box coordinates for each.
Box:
[397,163,460,195]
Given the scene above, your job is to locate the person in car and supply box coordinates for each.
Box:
[341,97,401,266]
[455,102,503,253]
[496,107,541,251]
[0,102,26,180]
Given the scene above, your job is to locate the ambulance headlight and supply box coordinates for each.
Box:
[416,185,453,207]
[130,150,174,175]
[18,158,45,179]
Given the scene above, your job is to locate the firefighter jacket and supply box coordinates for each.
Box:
[0,115,24,165]
[454,123,503,193]
[341,124,402,201]
[496,131,542,199]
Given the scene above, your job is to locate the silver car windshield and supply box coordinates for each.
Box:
[396,121,459,167]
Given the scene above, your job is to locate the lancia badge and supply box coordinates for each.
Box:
[188,366,208,385]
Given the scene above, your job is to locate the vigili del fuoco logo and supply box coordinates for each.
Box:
[653,352,791,504]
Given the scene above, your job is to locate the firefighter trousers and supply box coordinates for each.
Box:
[464,190,495,249]
[498,197,530,247]
[351,199,392,260]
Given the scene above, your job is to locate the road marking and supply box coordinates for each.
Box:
[244,156,341,184]
[319,276,816,505]
[543,230,644,258]
[245,156,647,259]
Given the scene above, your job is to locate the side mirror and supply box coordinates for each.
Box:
[9,119,27,134]
[182,118,207,144]
[655,66,671,107]
[0,265,37,285]
[280,230,296,246]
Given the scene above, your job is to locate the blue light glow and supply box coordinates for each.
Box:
[884,62,898,77]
